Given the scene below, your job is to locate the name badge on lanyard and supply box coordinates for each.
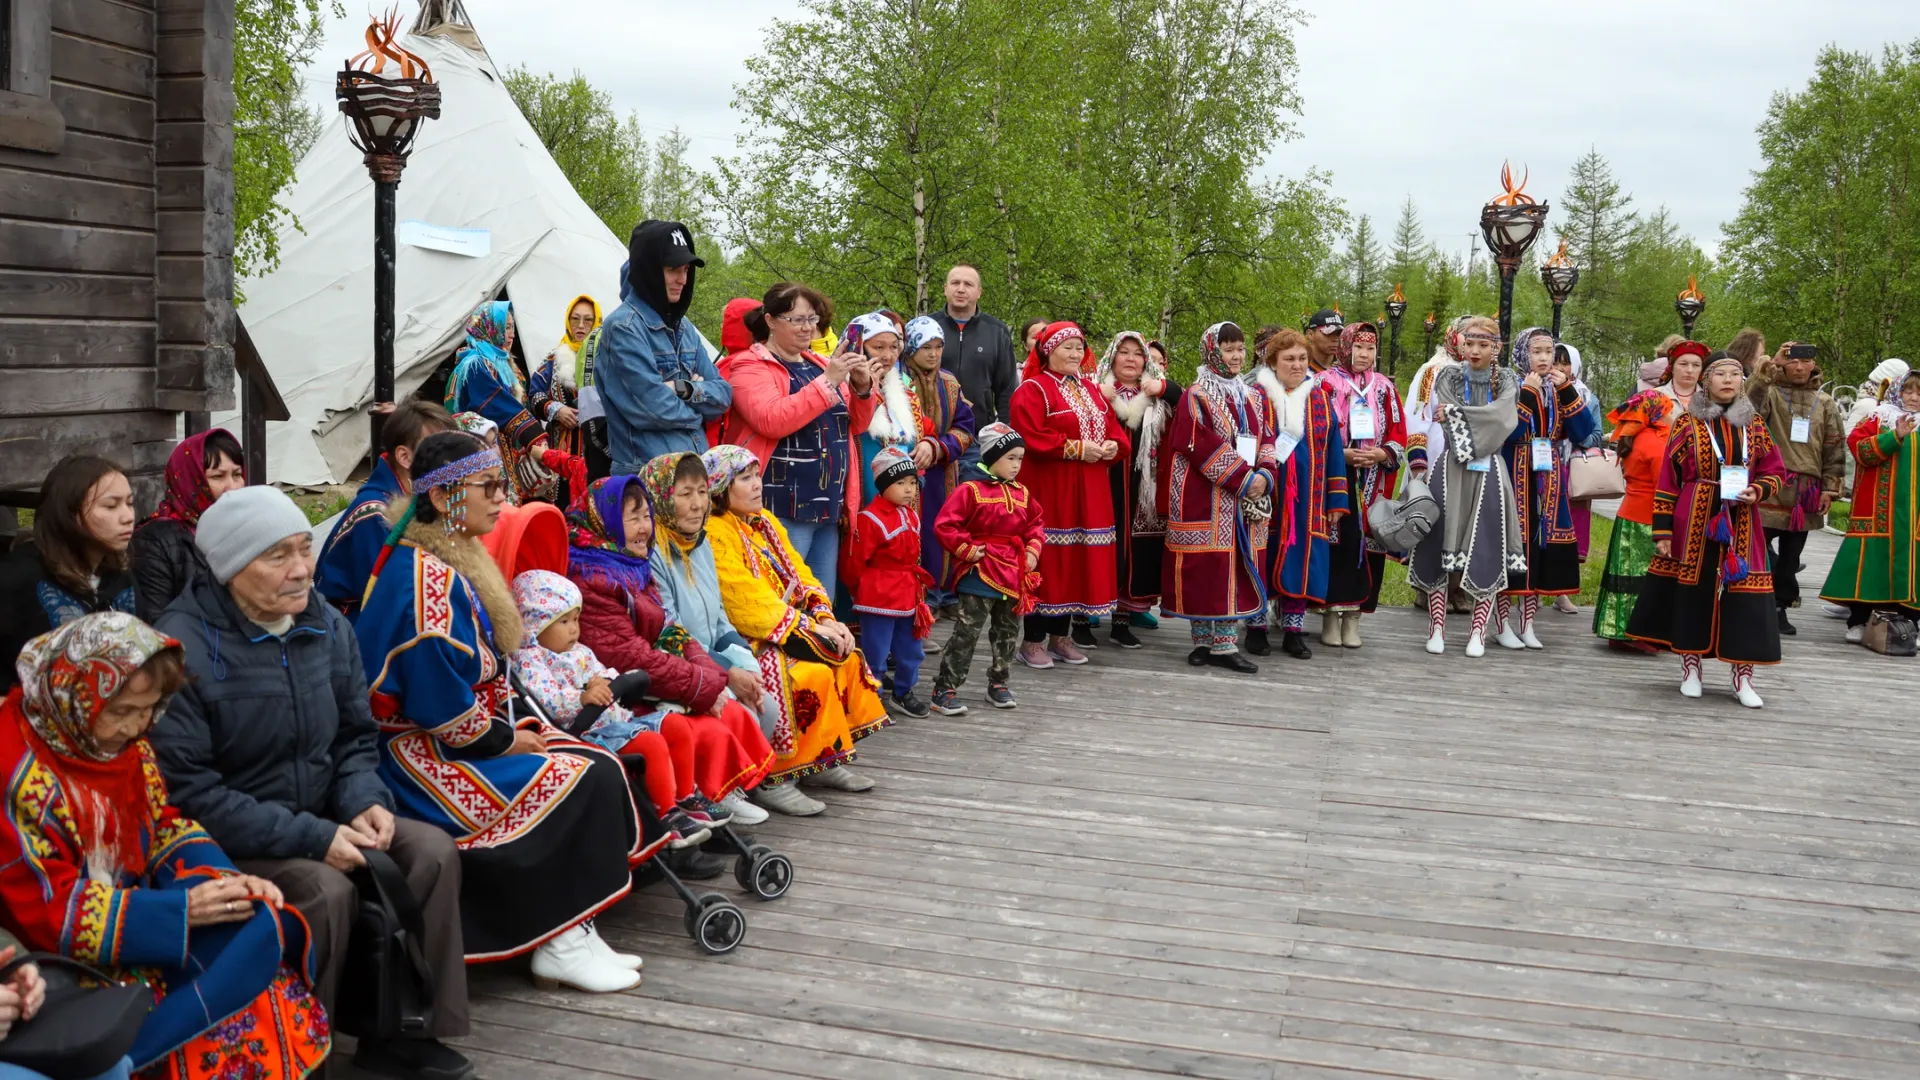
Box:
[1709,422,1749,501]
[1273,431,1300,463]
[1531,438,1554,472]
[1348,400,1377,442]
[1235,434,1258,467]
[1790,415,1811,443]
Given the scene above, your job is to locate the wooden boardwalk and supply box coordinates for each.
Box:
[442,531,1920,1080]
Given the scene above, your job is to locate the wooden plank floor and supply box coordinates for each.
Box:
[444,528,1920,1080]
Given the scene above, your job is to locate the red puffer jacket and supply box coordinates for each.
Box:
[572,573,728,715]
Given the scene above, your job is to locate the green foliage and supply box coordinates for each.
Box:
[1719,41,1920,387]
[504,67,650,237]
[233,0,340,283]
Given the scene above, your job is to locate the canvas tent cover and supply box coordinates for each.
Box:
[232,22,705,487]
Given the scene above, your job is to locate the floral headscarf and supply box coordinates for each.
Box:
[8,612,182,874]
[1440,314,1479,362]
[1322,323,1398,434]
[512,569,582,647]
[642,452,708,543]
[454,412,498,443]
[1095,331,1162,388]
[846,312,899,352]
[567,476,654,599]
[1334,322,1380,372]
[444,300,521,412]
[1199,321,1241,378]
[151,427,237,527]
[904,316,944,359]
[702,444,760,501]
[1510,326,1555,375]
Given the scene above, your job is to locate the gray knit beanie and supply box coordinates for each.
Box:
[194,486,313,584]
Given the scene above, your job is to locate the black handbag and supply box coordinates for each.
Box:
[0,950,150,1080]
[333,848,436,1040]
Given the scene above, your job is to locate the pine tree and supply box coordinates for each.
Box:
[1347,214,1384,314]
[1555,149,1640,361]
[1387,195,1427,287]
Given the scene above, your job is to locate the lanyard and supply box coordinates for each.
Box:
[1706,419,1746,466]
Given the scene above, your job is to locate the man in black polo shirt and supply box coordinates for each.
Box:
[933,264,1017,434]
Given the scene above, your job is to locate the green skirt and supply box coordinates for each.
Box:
[1592,517,1656,641]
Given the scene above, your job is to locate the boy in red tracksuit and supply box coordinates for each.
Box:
[851,446,936,718]
[930,423,1045,715]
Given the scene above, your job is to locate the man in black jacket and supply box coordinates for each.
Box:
[152,486,474,1080]
[933,263,1018,433]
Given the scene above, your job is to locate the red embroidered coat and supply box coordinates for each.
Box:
[933,475,1046,607]
[1161,377,1282,619]
[1649,413,1787,592]
[847,497,935,620]
[1009,371,1131,617]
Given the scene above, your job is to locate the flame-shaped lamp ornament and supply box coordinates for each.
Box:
[1421,310,1439,364]
[1675,276,1707,340]
[1540,238,1580,340]
[336,6,442,452]
[1383,283,1409,375]
[1479,162,1552,353]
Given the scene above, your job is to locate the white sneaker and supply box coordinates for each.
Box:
[1822,603,1851,619]
[1465,632,1486,658]
[1734,676,1764,709]
[802,764,874,792]
[754,781,826,816]
[531,926,641,992]
[1425,630,1445,655]
[1495,621,1525,650]
[1845,625,1865,645]
[1520,625,1544,650]
[1680,670,1702,698]
[582,921,643,972]
[718,789,769,825]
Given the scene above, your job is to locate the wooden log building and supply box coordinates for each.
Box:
[0,0,235,515]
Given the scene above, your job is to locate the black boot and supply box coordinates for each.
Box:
[1188,646,1210,666]
[1245,627,1272,656]
[1281,631,1313,659]
[354,1038,477,1080]
[1777,609,1798,635]
[1205,649,1259,674]
[1109,623,1143,649]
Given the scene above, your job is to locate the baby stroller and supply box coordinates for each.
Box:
[483,503,794,954]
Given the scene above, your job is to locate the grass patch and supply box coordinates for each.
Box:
[1377,512,1615,607]
[295,493,350,526]
[1828,500,1850,531]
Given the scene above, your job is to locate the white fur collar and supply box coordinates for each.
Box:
[1254,366,1315,439]
[867,364,918,445]
[552,342,578,391]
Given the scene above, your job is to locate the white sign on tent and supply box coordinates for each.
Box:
[397,220,492,258]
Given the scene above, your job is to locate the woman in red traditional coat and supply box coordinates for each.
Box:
[1008,321,1130,669]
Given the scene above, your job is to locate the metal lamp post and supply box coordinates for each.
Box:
[1675,276,1707,340]
[1384,283,1407,376]
[1422,311,1438,361]
[1540,238,1579,341]
[1478,163,1551,357]
[336,12,440,455]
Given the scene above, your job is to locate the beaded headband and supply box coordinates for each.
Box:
[1040,325,1083,355]
[414,447,502,492]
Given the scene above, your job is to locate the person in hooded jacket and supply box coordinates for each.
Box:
[597,220,732,473]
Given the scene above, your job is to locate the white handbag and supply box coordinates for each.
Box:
[1567,447,1626,501]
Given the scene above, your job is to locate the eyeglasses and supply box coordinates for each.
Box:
[461,478,507,499]
[777,313,821,328]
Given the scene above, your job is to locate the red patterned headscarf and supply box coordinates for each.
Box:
[1021,321,1086,381]
[151,428,236,527]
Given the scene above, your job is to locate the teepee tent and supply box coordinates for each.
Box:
[231,3,647,486]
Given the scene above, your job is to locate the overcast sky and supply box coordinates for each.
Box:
[305,0,1920,262]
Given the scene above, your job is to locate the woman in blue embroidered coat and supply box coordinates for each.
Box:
[444,301,552,504]
[0,614,328,1079]
[1248,330,1349,660]
[354,432,644,989]
[1496,327,1600,650]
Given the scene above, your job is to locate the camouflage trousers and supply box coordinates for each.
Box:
[936,593,1020,691]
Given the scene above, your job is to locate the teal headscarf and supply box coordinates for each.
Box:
[444,300,521,412]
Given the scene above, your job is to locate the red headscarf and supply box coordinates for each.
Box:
[720,297,759,355]
[1021,320,1086,381]
[150,427,235,527]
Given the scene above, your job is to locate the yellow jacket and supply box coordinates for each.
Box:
[707,510,833,645]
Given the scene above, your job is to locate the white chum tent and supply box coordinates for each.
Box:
[231,5,645,487]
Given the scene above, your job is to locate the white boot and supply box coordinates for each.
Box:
[1494,620,1524,650]
[1520,620,1544,650]
[1680,668,1702,699]
[1425,630,1445,655]
[531,925,641,992]
[1341,612,1363,649]
[582,921,643,972]
[1465,631,1486,658]
[1320,613,1343,647]
[1733,669,1764,709]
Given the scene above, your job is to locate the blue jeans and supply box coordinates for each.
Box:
[0,1058,132,1080]
[777,517,840,599]
[859,613,924,698]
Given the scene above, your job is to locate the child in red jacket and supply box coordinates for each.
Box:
[851,447,936,717]
[930,423,1045,714]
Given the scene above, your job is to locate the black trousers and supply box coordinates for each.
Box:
[1765,528,1809,609]
[238,818,470,1040]
[1022,613,1069,642]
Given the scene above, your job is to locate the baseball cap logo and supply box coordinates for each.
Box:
[671,230,688,246]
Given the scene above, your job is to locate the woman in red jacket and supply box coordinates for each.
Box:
[567,476,775,825]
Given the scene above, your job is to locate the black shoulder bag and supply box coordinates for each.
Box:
[334,848,436,1039]
[0,950,150,1080]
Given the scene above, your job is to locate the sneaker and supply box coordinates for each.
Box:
[354,1037,478,1080]
[1017,642,1055,669]
[1777,609,1798,636]
[754,781,826,816]
[1845,624,1865,645]
[1070,621,1098,648]
[1047,638,1090,665]
[1821,603,1850,619]
[1109,623,1143,649]
[930,688,970,716]
[1553,595,1579,614]
[681,793,732,828]
[1129,611,1160,629]
[890,691,932,719]
[923,636,942,653]
[986,682,1017,709]
[663,808,712,848]
[718,789,769,825]
[802,764,875,792]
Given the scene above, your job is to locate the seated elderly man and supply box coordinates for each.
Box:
[150,486,475,1080]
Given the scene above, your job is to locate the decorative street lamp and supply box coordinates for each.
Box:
[1478,162,1551,356]
[1384,283,1407,375]
[1422,311,1438,362]
[337,10,441,454]
[1675,275,1707,340]
[1540,238,1579,341]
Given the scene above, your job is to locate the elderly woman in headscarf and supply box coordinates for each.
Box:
[528,295,603,466]
[702,446,889,817]
[1162,322,1279,673]
[1493,327,1599,651]
[1316,321,1406,648]
[1095,330,1180,648]
[1008,321,1130,668]
[1407,316,1525,657]
[0,613,329,1080]
[444,301,553,503]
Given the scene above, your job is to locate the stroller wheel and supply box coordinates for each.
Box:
[735,845,794,900]
[687,893,746,955]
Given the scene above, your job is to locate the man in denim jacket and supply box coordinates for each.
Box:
[598,220,733,473]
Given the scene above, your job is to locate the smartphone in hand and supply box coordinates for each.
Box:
[1787,343,1818,360]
